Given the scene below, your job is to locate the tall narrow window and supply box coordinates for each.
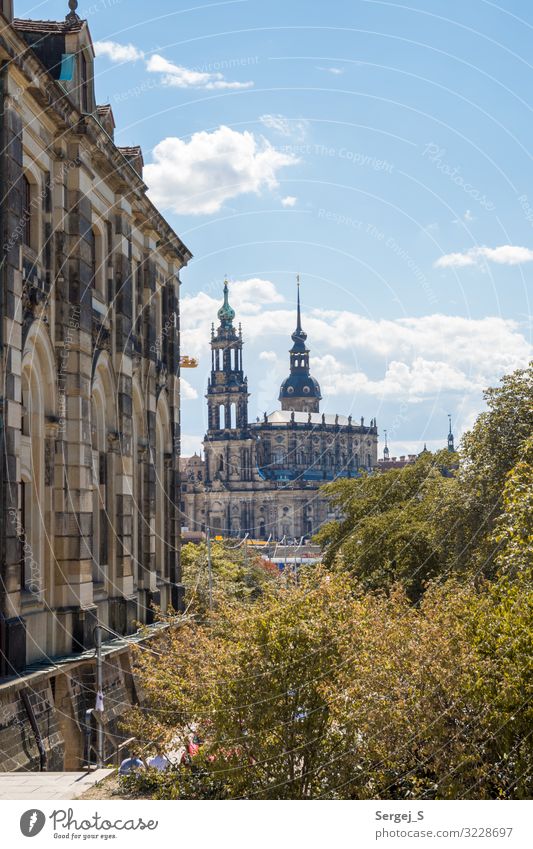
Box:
[20,481,28,587]
[80,52,89,113]
[88,227,96,289]
[106,221,113,262]
[22,174,32,247]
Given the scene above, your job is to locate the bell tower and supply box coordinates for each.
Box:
[206,280,249,434]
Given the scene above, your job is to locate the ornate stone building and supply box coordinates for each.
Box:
[181,282,378,540]
[0,1,191,769]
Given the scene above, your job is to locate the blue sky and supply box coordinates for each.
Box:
[19,0,533,456]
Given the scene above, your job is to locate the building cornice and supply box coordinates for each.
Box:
[0,11,192,267]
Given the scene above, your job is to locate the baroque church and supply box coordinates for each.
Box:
[181,282,379,540]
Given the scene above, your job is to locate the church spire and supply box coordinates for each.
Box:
[217,279,236,330]
[383,429,390,460]
[290,275,308,351]
[296,274,302,333]
[279,276,321,413]
[448,414,455,452]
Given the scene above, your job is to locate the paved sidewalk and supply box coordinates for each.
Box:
[0,769,113,800]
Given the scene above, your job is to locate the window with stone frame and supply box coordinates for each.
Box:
[80,50,89,113]
[21,173,32,248]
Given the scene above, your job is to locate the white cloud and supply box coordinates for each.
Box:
[435,244,533,268]
[316,66,345,75]
[146,54,253,90]
[259,350,278,362]
[181,434,204,457]
[231,278,285,312]
[281,195,297,207]
[180,378,198,400]
[94,41,145,63]
[145,126,299,215]
[312,354,482,401]
[259,114,310,141]
[180,279,285,357]
[180,287,531,407]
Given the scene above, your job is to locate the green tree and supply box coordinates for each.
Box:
[315,450,456,599]
[456,362,533,575]
[180,540,277,617]
[126,568,532,799]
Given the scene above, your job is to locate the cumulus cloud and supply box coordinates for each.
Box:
[435,244,533,268]
[94,41,145,62]
[259,350,278,362]
[180,286,531,405]
[313,354,483,401]
[146,54,253,90]
[259,114,310,141]
[281,196,297,207]
[145,126,299,215]
[181,434,204,457]
[180,279,286,357]
[231,278,285,312]
[180,378,198,400]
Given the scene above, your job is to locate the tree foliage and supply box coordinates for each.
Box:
[180,540,277,617]
[127,568,531,799]
[315,450,456,599]
[317,363,533,591]
[124,365,532,800]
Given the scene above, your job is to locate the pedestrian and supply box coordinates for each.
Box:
[118,751,144,776]
[148,750,170,771]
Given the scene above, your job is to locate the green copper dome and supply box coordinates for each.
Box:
[218,280,235,328]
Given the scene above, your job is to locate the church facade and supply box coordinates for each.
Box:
[181,282,379,540]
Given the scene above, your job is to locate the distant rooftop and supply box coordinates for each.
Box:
[13,18,84,34]
[258,410,368,427]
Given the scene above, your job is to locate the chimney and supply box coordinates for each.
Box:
[1,0,14,22]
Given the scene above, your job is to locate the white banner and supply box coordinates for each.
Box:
[1,800,531,848]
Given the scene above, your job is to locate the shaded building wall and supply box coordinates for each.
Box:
[0,15,190,693]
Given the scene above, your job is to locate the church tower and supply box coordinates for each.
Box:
[448,414,455,452]
[207,281,249,433]
[279,278,322,413]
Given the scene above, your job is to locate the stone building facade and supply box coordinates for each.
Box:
[181,282,378,540]
[0,2,191,768]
